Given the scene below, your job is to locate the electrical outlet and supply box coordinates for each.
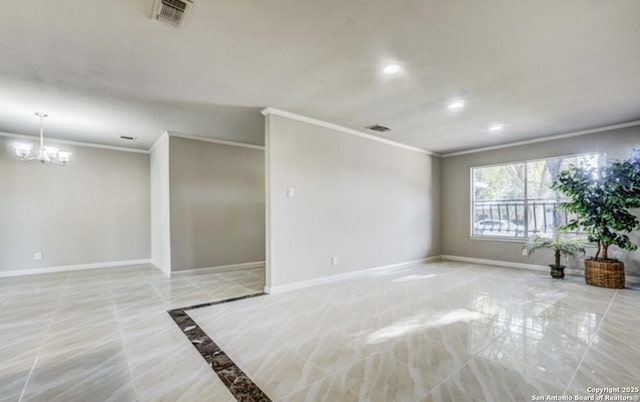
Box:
[287,187,295,198]
[522,248,528,256]
[332,257,338,266]
[34,252,42,260]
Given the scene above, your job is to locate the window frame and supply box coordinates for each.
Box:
[468,152,601,242]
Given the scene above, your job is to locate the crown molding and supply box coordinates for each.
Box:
[167,131,265,151]
[149,132,169,153]
[0,131,149,154]
[261,107,439,156]
[442,120,640,158]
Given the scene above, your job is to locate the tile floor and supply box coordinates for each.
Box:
[1,261,639,402]
[0,264,264,402]
[189,261,640,402]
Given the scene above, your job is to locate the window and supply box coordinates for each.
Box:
[471,153,600,239]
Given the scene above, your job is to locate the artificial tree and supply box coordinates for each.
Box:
[551,149,640,287]
[523,232,585,279]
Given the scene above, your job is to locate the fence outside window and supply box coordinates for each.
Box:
[472,198,579,237]
[470,153,599,239]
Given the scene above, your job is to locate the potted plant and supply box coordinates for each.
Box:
[551,149,640,288]
[523,232,586,279]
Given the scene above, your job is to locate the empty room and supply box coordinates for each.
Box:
[1,1,639,401]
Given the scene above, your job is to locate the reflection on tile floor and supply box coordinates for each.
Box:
[168,294,270,402]
[0,264,264,402]
[2,261,639,402]
[187,261,640,402]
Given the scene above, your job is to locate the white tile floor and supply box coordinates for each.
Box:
[1,261,638,402]
[189,261,640,402]
[0,264,264,402]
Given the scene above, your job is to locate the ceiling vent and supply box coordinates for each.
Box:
[152,0,193,26]
[366,124,391,133]
[120,136,138,141]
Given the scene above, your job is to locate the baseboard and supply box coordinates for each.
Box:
[440,255,549,273]
[265,256,441,294]
[150,260,171,278]
[175,261,266,275]
[440,255,640,283]
[0,259,153,278]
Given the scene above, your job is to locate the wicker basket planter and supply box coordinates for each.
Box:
[584,259,625,289]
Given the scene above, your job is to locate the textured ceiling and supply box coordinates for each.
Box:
[0,0,639,152]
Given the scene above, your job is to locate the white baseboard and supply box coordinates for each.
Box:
[265,256,441,294]
[175,261,265,275]
[150,260,171,278]
[0,259,153,278]
[440,255,640,282]
[440,255,549,273]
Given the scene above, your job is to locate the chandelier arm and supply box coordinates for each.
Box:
[40,114,44,151]
[16,112,70,166]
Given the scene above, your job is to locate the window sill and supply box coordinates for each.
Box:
[468,236,598,248]
[468,236,526,243]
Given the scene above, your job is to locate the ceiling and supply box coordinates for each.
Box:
[0,0,638,153]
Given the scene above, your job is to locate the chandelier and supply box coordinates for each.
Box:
[15,112,71,166]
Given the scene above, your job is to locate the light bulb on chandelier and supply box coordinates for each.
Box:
[14,112,71,166]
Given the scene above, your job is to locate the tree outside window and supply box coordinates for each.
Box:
[471,153,599,238]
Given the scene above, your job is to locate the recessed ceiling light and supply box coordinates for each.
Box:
[383,64,401,74]
[488,123,505,132]
[447,100,465,110]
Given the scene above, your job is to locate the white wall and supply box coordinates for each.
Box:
[169,136,265,271]
[150,134,171,275]
[265,114,440,291]
[0,136,150,273]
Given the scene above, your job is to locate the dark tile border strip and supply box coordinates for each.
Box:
[168,292,271,402]
[180,292,267,312]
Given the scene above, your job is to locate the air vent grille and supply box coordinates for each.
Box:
[153,0,193,26]
[120,136,137,141]
[366,124,391,133]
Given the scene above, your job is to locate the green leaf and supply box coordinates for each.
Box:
[550,149,640,259]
